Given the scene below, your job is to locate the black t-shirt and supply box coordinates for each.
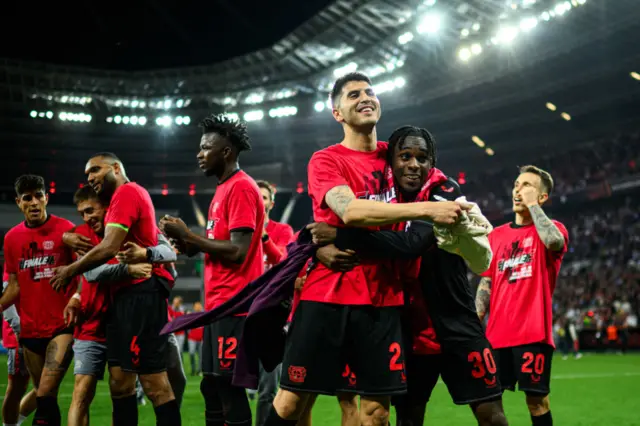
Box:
[335,177,485,344]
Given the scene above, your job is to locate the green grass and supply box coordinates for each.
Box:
[1,353,639,425]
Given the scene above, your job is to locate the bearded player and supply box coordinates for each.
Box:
[476,166,568,426]
[161,114,264,426]
[266,72,466,426]
[50,153,180,426]
[0,175,77,426]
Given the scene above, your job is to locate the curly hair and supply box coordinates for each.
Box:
[14,174,45,196]
[387,125,437,168]
[199,113,251,152]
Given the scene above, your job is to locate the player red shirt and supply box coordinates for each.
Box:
[73,224,111,343]
[2,268,19,349]
[168,306,185,336]
[3,215,77,339]
[204,170,265,311]
[482,221,569,349]
[188,326,204,342]
[264,220,295,267]
[105,182,173,287]
[304,142,403,307]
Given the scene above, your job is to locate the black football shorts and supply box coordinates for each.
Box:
[107,276,169,375]
[280,301,407,396]
[495,343,554,396]
[201,315,246,377]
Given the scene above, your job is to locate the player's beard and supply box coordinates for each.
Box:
[99,172,118,202]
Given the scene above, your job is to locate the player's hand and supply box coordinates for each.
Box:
[63,297,82,326]
[315,245,359,272]
[294,275,307,291]
[160,215,189,239]
[519,186,539,207]
[63,232,94,253]
[127,263,153,279]
[117,242,147,264]
[422,201,469,225]
[50,265,74,292]
[306,222,338,245]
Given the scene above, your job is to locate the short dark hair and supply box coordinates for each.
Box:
[256,180,275,201]
[387,126,438,168]
[14,174,45,196]
[90,152,121,163]
[330,72,373,107]
[519,165,554,194]
[199,114,251,153]
[73,185,100,205]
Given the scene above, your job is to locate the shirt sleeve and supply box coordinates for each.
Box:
[84,263,130,283]
[334,220,435,259]
[227,180,260,231]
[480,233,496,278]
[308,151,349,208]
[264,238,285,264]
[148,234,178,262]
[3,233,17,275]
[105,185,139,232]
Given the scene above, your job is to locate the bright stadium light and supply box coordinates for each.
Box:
[398,32,414,45]
[139,116,147,126]
[183,116,191,125]
[114,115,122,124]
[485,147,495,156]
[130,116,139,125]
[225,112,240,122]
[139,101,147,108]
[630,71,640,81]
[244,110,264,122]
[417,13,441,34]
[561,112,572,121]
[546,102,557,111]
[424,0,436,5]
[131,100,139,108]
[460,28,470,38]
[541,11,551,21]
[269,106,298,118]
[334,62,358,78]
[163,99,172,109]
[458,48,472,62]
[314,101,325,112]
[577,0,586,4]
[472,22,480,31]
[156,116,172,127]
[520,17,538,31]
[471,43,483,55]
[176,99,184,108]
[496,26,518,44]
[30,110,37,118]
[106,117,113,123]
[471,135,485,147]
[245,93,265,105]
[123,116,130,124]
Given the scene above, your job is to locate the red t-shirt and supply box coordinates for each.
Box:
[2,267,18,349]
[204,170,265,311]
[482,221,569,349]
[264,220,295,267]
[188,325,204,342]
[73,224,111,343]
[303,142,403,307]
[3,215,77,339]
[168,306,185,336]
[104,182,174,287]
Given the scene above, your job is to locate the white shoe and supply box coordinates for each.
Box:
[575,353,583,359]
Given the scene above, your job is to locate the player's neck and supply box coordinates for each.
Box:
[25,212,48,228]
[342,125,377,152]
[217,162,240,183]
[514,212,533,226]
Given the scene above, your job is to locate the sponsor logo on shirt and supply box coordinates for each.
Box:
[19,242,57,281]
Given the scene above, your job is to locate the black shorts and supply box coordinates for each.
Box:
[495,343,554,396]
[393,338,502,406]
[107,277,169,374]
[201,316,245,377]
[20,327,74,357]
[280,301,406,396]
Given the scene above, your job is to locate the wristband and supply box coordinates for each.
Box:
[72,293,81,302]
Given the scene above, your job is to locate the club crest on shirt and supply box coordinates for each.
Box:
[43,240,54,250]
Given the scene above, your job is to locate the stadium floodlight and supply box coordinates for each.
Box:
[130,116,139,125]
[561,112,572,121]
[458,48,471,62]
[114,115,122,124]
[269,106,298,118]
[424,0,436,6]
[394,77,406,88]
[546,102,557,111]
[570,0,578,6]
[523,0,537,5]
[106,117,113,123]
[123,116,130,124]
[30,110,37,118]
[472,22,480,31]
[183,116,191,125]
[471,135,485,148]
[541,11,551,21]
[520,17,538,31]
[245,93,265,105]
[496,26,518,44]
[156,116,172,127]
[314,101,325,112]
[630,72,640,81]
[244,110,264,122]
[577,0,586,4]
[163,99,172,110]
[398,32,414,45]
[46,111,52,119]
[471,43,483,55]
[139,116,147,126]
[333,62,358,78]
[38,112,45,118]
[416,13,441,34]
[176,99,184,108]
[139,101,147,108]
[460,28,470,38]
[224,112,240,122]
[485,147,495,156]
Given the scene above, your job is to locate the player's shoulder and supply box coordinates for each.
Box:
[230,171,261,193]
[73,223,93,237]
[490,222,514,236]
[50,215,75,229]
[4,222,26,239]
[115,182,145,198]
[430,177,462,201]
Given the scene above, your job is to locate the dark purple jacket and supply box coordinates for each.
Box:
[161,229,316,389]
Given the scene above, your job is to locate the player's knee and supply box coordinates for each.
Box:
[109,375,135,398]
[360,397,390,426]
[200,377,217,399]
[525,394,550,416]
[473,400,509,426]
[273,388,309,419]
[140,374,174,406]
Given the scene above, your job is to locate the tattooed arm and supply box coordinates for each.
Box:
[475,277,491,321]
[325,185,462,227]
[527,205,566,252]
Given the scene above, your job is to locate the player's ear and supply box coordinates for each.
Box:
[539,192,549,205]
[44,193,49,206]
[332,103,344,123]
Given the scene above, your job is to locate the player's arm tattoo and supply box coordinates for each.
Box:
[475,277,491,321]
[325,185,356,221]
[527,205,565,251]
